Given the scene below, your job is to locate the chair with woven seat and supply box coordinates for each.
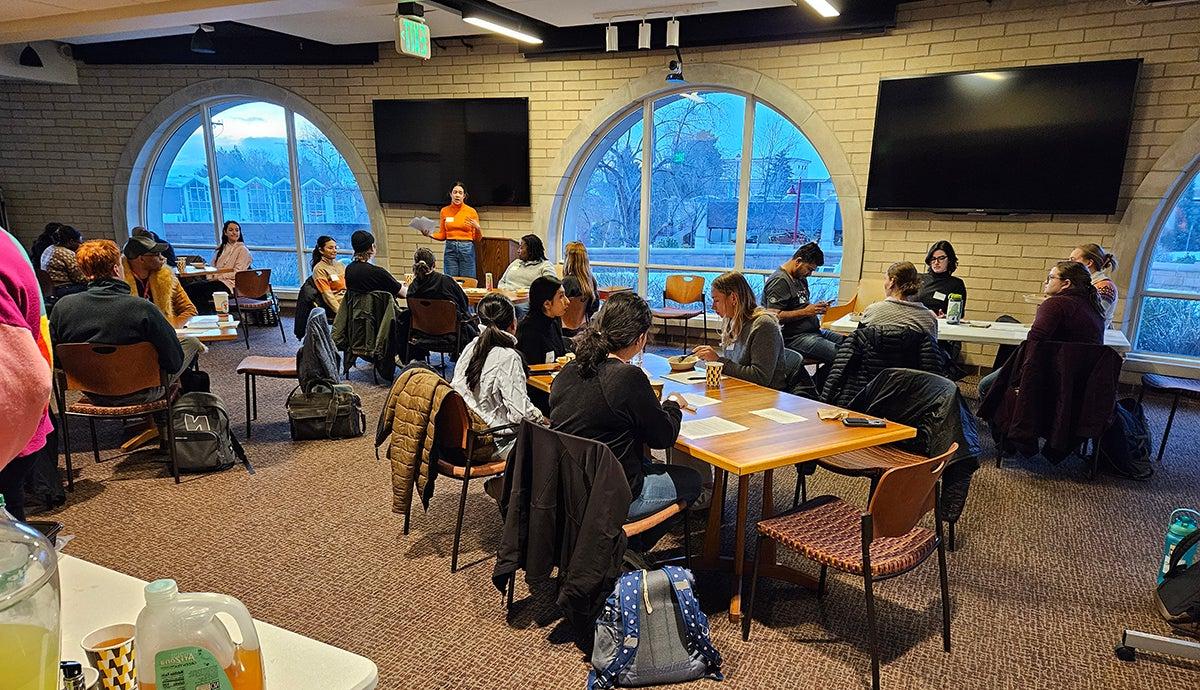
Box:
[651,275,707,353]
[235,355,298,439]
[55,342,181,487]
[1139,373,1200,464]
[232,269,286,348]
[744,445,955,690]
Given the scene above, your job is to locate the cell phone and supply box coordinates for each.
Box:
[842,417,886,428]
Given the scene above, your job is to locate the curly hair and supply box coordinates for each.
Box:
[76,239,121,280]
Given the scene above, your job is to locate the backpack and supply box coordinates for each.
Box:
[588,566,723,689]
[1157,528,1200,638]
[1097,397,1153,480]
[170,392,250,473]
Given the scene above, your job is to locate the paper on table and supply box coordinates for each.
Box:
[817,408,848,421]
[750,408,808,424]
[664,371,707,384]
[679,417,749,440]
[409,216,438,236]
[680,393,720,408]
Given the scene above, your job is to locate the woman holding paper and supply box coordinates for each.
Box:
[426,182,482,279]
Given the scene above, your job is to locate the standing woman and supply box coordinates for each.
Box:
[561,240,599,328]
[184,220,253,313]
[917,240,967,316]
[428,182,482,279]
[498,234,556,291]
[311,235,346,315]
[1069,243,1119,327]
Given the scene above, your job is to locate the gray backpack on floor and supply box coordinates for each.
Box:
[170,392,249,473]
[589,566,723,689]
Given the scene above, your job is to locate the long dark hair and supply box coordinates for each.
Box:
[413,247,437,278]
[466,294,518,392]
[520,234,547,263]
[52,225,82,247]
[925,240,959,274]
[574,291,652,378]
[311,235,334,268]
[527,275,563,321]
[216,220,244,261]
[1053,260,1104,316]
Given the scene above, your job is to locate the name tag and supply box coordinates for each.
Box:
[446,216,455,224]
[933,291,946,301]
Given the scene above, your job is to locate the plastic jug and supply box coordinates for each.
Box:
[135,579,265,690]
[1160,508,1200,584]
[0,496,61,690]
[946,293,963,324]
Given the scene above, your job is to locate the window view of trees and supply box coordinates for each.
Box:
[1136,172,1200,357]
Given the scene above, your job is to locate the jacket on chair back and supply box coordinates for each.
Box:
[820,324,953,407]
[332,290,401,369]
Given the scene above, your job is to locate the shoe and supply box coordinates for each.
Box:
[484,476,504,503]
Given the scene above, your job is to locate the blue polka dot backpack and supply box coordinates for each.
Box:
[588,566,723,689]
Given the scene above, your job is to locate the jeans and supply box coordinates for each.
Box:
[786,329,845,365]
[443,240,476,279]
[978,367,1002,402]
[628,462,702,550]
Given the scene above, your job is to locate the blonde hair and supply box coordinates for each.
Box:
[712,271,772,347]
[563,241,595,302]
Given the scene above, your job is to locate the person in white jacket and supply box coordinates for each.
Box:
[498,234,556,291]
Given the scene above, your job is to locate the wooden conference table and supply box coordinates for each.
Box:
[460,287,529,307]
[59,554,379,690]
[529,353,916,621]
[172,314,240,343]
[828,313,1133,351]
[176,264,234,279]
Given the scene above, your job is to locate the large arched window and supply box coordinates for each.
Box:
[560,89,842,308]
[1132,164,1200,358]
[142,99,368,288]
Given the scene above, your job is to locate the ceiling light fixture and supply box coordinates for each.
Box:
[802,0,840,18]
[605,24,619,52]
[462,15,543,44]
[18,44,43,67]
[190,24,215,54]
[638,20,651,49]
[665,18,680,47]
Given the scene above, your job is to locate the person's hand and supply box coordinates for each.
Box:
[798,304,822,318]
[666,393,695,413]
[936,309,946,318]
[466,217,481,231]
[692,345,719,362]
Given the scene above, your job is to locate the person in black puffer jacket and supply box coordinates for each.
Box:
[820,324,954,407]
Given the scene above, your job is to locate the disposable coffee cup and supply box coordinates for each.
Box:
[81,624,137,690]
[175,258,186,272]
[649,380,665,400]
[213,291,229,314]
[705,362,724,389]
[485,272,494,290]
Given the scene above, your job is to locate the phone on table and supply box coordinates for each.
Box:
[842,417,886,428]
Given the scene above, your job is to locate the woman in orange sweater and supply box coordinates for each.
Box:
[429,181,482,279]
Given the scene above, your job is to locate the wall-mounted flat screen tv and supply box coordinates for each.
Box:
[373,98,530,206]
[865,59,1141,215]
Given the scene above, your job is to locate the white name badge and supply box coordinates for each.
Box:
[933,291,946,301]
[446,217,455,223]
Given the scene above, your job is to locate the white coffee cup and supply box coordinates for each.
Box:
[545,351,556,364]
[213,292,229,314]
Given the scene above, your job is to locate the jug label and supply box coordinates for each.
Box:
[155,646,233,690]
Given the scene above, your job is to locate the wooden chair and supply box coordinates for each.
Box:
[650,275,707,354]
[408,298,466,373]
[232,269,286,349]
[452,276,478,288]
[1139,373,1200,464]
[55,342,180,487]
[562,295,589,334]
[821,294,858,327]
[235,355,298,439]
[744,446,955,690]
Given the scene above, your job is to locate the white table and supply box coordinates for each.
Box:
[58,555,378,690]
[827,314,1132,352]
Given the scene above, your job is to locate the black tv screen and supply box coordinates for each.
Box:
[865,59,1141,215]
[373,98,530,206]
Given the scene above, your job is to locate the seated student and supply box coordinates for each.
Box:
[561,240,600,326]
[550,292,702,549]
[131,226,177,264]
[978,260,1104,401]
[28,221,62,267]
[50,240,204,406]
[1069,242,1119,327]
[516,275,572,366]
[498,234,556,291]
[407,247,478,350]
[121,235,197,321]
[184,220,254,313]
[693,271,807,394]
[860,261,939,339]
[451,293,547,459]
[39,225,88,297]
[762,242,844,365]
[311,235,347,315]
[917,240,967,316]
[345,230,404,297]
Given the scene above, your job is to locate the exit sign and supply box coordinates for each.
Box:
[396,16,430,60]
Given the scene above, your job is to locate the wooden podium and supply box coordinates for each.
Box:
[476,237,518,287]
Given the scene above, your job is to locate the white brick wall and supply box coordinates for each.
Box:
[1,0,1199,365]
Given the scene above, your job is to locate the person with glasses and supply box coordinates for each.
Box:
[917,240,967,317]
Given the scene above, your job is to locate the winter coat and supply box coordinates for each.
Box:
[293,276,322,340]
[332,290,402,380]
[297,307,340,394]
[820,324,953,407]
[121,259,197,321]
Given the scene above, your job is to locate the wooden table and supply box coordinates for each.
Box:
[462,288,528,307]
[530,353,916,621]
[597,285,634,300]
[59,554,379,690]
[176,264,234,279]
[172,314,240,343]
[828,314,1132,351]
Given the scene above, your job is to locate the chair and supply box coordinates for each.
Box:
[452,276,478,289]
[409,298,467,373]
[35,268,58,312]
[1138,373,1200,464]
[743,447,955,690]
[232,269,286,348]
[650,275,707,354]
[561,295,589,334]
[235,355,298,439]
[821,294,858,327]
[54,342,180,487]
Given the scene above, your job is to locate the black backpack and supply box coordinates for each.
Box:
[1096,397,1153,480]
[170,392,252,474]
[1157,529,1200,638]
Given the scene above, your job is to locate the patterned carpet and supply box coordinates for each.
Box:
[32,319,1200,689]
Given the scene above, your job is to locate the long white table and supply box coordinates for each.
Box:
[58,554,378,690]
[828,314,1132,352]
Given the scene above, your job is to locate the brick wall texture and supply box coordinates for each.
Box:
[1,0,1199,365]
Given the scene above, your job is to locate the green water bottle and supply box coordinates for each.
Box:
[946,293,963,325]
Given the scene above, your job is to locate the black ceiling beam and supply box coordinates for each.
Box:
[71,21,378,65]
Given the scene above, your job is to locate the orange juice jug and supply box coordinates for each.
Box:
[135,579,265,690]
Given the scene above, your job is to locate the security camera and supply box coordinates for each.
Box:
[666,47,685,82]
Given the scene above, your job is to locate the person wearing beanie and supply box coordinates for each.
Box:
[344,229,404,297]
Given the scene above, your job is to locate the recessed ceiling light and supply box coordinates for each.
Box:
[803,0,840,18]
[463,15,542,44]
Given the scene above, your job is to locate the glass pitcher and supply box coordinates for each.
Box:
[0,498,61,690]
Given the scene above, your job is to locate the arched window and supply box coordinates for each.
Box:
[142,98,368,288]
[559,89,842,308]
[1132,164,1200,358]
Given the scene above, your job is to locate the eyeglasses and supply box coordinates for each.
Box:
[1045,274,1063,283]
[930,255,949,262]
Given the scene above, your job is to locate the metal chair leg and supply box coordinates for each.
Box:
[1156,392,1180,464]
[88,418,100,465]
[742,533,765,642]
[682,509,692,570]
[818,564,828,597]
[948,521,957,552]
[403,491,413,535]
[937,535,951,652]
[273,290,286,343]
[244,373,253,439]
[864,567,880,690]
[792,468,807,509]
[451,477,470,573]
[61,409,74,492]
[165,404,180,484]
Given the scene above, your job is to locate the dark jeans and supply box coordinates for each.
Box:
[0,452,38,521]
[628,462,703,550]
[785,329,845,365]
[183,279,229,315]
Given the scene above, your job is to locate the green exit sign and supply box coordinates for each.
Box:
[396,17,431,60]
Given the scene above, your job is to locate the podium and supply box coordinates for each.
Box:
[476,237,518,287]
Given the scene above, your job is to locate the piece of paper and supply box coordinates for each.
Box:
[817,408,848,421]
[664,371,707,384]
[409,216,438,236]
[680,393,720,408]
[679,417,749,440]
[750,408,809,424]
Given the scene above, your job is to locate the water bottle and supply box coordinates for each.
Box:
[1160,508,1200,584]
[946,293,963,325]
[485,272,494,290]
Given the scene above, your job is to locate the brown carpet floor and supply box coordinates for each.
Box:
[32,320,1200,689]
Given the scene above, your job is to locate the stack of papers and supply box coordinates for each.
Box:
[679,417,748,440]
[750,408,808,424]
[680,393,720,408]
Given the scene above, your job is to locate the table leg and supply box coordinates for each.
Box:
[729,474,750,622]
[761,469,778,566]
[700,469,728,567]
